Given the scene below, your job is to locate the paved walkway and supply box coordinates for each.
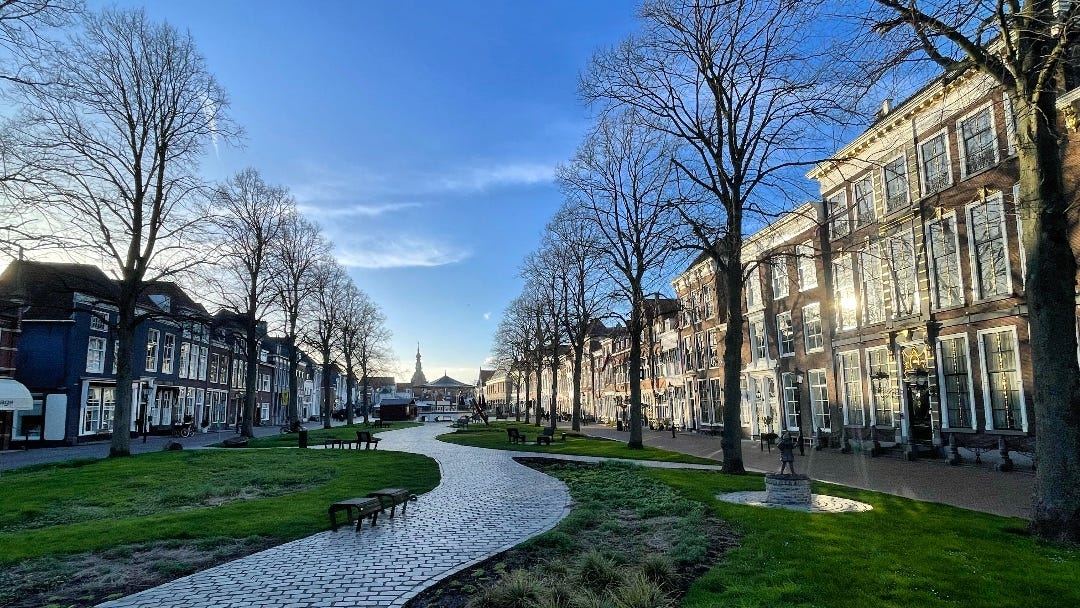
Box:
[97,424,573,608]
[581,424,1035,519]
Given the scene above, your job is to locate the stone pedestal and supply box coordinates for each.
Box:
[765,473,811,505]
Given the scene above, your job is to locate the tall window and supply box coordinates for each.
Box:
[145,329,159,372]
[708,330,719,368]
[695,333,706,371]
[209,353,219,384]
[771,259,789,299]
[860,245,885,324]
[838,351,865,426]
[745,270,762,310]
[920,131,951,194]
[112,340,118,374]
[832,253,857,329]
[749,318,767,363]
[198,346,209,380]
[958,106,997,176]
[938,336,973,429]
[867,348,896,426]
[82,386,115,433]
[887,230,919,317]
[776,311,794,357]
[803,303,823,352]
[703,284,714,318]
[87,337,106,373]
[981,329,1024,431]
[782,372,801,430]
[178,342,190,378]
[796,241,817,290]
[161,334,176,374]
[928,215,964,308]
[808,369,829,431]
[883,155,909,213]
[828,190,850,237]
[853,175,875,226]
[969,195,1010,299]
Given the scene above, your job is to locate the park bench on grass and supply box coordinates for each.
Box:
[328,497,381,531]
[453,416,470,429]
[323,438,356,449]
[356,430,381,450]
[536,426,566,446]
[507,428,527,444]
[367,487,415,517]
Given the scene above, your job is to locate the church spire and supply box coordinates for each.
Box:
[410,342,428,387]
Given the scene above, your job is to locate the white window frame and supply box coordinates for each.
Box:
[935,333,977,430]
[198,346,209,381]
[145,328,159,372]
[976,326,1028,432]
[796,241,817,291]
[781,372,801,431]
[837,350,865,426]
[827,188,850,237]
[853,174,876,226]
[866,346,896,427]
[1013,183,1026,286]
[966,192,1013,301]
[926,212,965,310]
[178,342,190,379]
[882,154,910,213]
[887,228,920,318]
[161,334,175,374]
[832,253,858,330]
[89,310,108,332]
[918,128,953,195]
[87,336,107,373]
[771,259,789,299]
[1002,92,1016,156]
[803,303,823,353]
[749,316,767,365]
[745,267,763,311]
[776,311,794,357]
[956,103,999,178]
[860,244,885,325]
[808,369,830,432]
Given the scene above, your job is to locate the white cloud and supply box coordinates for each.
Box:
[434,161,556,193]
[296,202,422,218]
[483,312,491,320]
[334,238,471,269]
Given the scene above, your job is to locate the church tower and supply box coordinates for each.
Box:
[410,343,428,387]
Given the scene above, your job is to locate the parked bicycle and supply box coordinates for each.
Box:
[171,418,196,438]
[280,419,306,434]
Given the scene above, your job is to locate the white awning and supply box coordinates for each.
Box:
[0,378,33,411]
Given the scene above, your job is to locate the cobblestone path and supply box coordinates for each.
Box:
[98,424,573,608]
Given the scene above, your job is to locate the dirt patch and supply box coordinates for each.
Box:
[406,459,738,608]
[0,536,279,608]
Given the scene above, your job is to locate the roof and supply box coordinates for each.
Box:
[423,375,471,389]
[476,369,495,385]
[0,260,117,320]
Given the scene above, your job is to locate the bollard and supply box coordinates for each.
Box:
[298,429,308,449]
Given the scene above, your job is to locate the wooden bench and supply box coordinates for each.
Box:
[537,427,565,445]
[356,431,381,449]
[367,487,414,517]
[328,497,382,530]
[507,428,527,444]
[323,438,356,449]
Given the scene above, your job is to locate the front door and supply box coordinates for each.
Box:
[905,383,933,443]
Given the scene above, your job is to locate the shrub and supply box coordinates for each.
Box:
[611,572,674,608]
[575,550,623,593]
[467,569,543,608]
[636,554,677,590]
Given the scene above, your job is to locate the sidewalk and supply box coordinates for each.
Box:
[581,424,1034,519]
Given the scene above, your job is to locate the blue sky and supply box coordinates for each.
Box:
[110,1,641,383]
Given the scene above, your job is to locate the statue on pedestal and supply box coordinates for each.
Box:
[777,430,796,474]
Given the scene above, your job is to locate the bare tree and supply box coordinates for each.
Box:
[491,294,537,422]
[208,169,292,438]
[869,0,1080,545]
[339,282,364,427]
[522,249,568,430]
[558,109,682,449]
[271,212,328,425]
[305,260,347,430]
[546,203,612,432]
[582,0,851,471]
[341,287,393,425]
[0,0,81,258]
[6,8,236,457]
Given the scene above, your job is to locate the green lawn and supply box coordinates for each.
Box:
[641,467,1080,608]
[0,448,439,564]
[437,421,719,465]
[241,421,419,448]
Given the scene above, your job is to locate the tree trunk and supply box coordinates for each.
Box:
[243,321,259,438]
[534,364,543,426]
[287,335,300,424]
[321,358,332,430]
[549,347,559,430]
[721,242,747,474]
[109,291,138,457]
[628,287,644,449]
[572,341,584,432]
[1017,95,1080,542]
[523,364,531,423]
[361,372,371,425]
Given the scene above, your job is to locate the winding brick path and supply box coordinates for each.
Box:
[98,424,572,608]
